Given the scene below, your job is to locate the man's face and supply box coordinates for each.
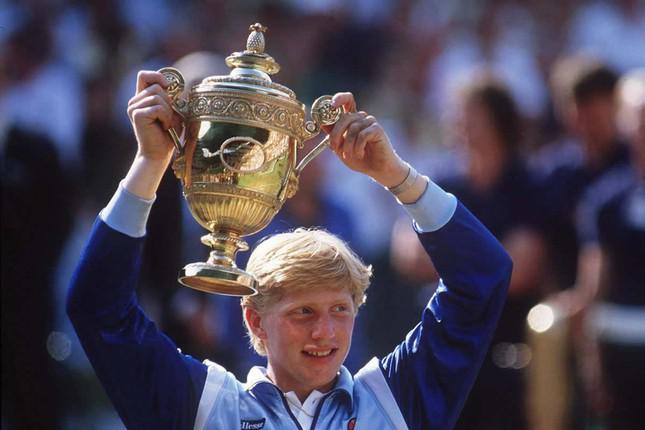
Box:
[573,94,617,153]
[257,285,355,397]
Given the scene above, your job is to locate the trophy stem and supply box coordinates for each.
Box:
[178,232,257,296]
[202,232,249,268]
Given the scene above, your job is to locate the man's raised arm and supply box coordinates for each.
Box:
[324,93,512,429]
[66,71,207,429]
[380,191,512,429]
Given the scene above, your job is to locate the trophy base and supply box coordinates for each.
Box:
[179,262,258,296]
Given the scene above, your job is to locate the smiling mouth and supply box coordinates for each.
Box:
[303,349,337,358]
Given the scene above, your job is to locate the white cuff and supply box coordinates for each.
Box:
[99,182,155,238]
[401,179,457,232]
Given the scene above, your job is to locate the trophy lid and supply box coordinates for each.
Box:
[161,22,339,142]
[195,23,297,100]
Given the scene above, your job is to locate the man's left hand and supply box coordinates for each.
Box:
[323,92,408,188]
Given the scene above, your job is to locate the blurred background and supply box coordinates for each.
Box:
[2,0,644,428]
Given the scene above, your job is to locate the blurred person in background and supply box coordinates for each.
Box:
[383,73,547,429]
[1,14,80,429]
[1,127,74,428]
[424,0,547,125]
[0,15,85,173]
[573,68,645,429]
[535,55,633,429]
[540,57,630,294]
[440,75,546,429]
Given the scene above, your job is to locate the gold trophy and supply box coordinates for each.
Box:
[158,23,341,296]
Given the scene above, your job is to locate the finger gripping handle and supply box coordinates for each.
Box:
[158,67,187,153]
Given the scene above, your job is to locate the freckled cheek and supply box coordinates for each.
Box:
[280,322,311,347]
[335,318,355,345]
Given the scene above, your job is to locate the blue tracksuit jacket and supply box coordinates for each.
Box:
[67,193,511,430]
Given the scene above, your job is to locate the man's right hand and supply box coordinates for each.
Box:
[122,71,184,200]
[127,71,182,163]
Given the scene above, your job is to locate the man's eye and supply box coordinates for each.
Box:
[296,307,312,315]
[332,305,348,312]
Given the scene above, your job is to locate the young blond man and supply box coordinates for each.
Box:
[68,71,512,429]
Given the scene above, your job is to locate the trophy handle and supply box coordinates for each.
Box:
[157,67,188,153]
[295,136,330,175]
[296,95,341,175]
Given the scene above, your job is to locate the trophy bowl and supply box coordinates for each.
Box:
[159,23,341,296]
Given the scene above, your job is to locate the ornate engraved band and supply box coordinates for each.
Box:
[186,91,318,141]
[202,233,250,251]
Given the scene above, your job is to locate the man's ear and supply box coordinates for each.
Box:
[244,307,267,340]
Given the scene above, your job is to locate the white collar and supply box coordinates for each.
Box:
[284,390,325,429]
[285,389,325,411]
[245,367,327,429]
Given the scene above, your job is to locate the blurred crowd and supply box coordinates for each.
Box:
[2,0,644,429]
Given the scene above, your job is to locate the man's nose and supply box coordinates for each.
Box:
[311,314,335,340]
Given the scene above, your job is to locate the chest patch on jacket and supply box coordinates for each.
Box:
[240,418,266,430]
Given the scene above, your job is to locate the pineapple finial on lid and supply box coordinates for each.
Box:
[246,23,268,54]
[225,22,280,76]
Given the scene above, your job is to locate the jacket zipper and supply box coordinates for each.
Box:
[309,393,333,429]
[279,392,304,430]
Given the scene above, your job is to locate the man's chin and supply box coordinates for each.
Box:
[300,364,342,391]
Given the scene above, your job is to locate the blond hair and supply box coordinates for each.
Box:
[241,228,372,356]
